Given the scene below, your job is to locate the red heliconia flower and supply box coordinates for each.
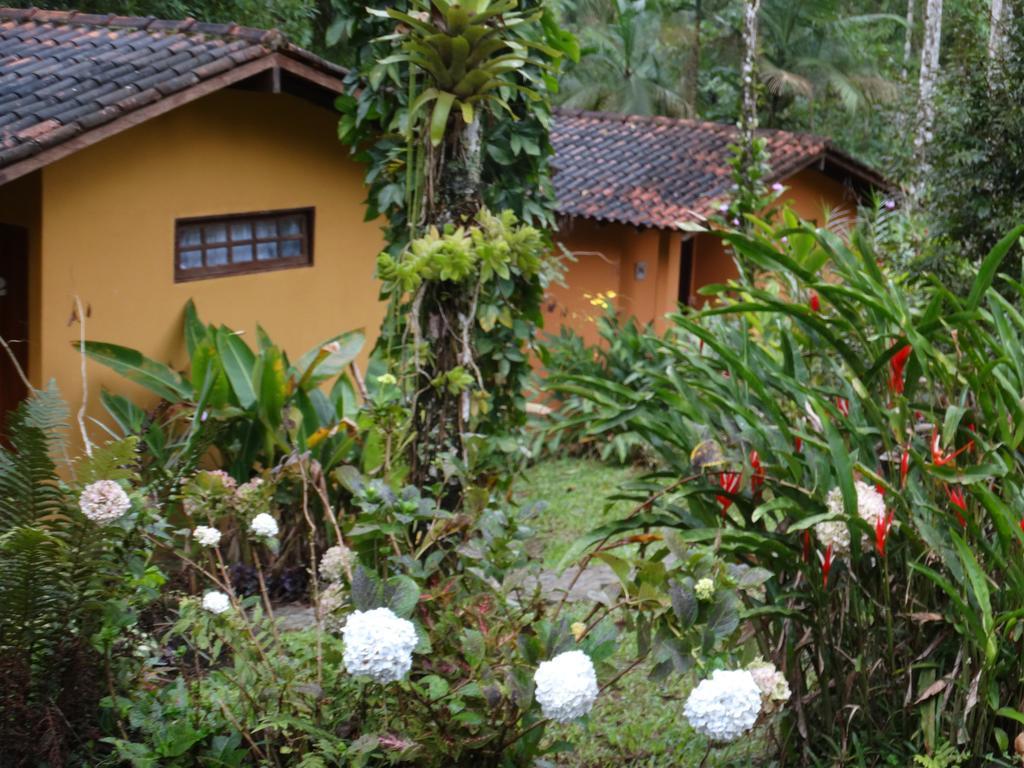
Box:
[888,343,912,395]
[900,449,910,489]
[946,485,968,527]
[750,450,765,495]
[836,397,850,417]
[794,436,803,453]
[716,472,742,516]
[809,293,821,312]
[820,543,834,587]
[1019,519,1024,535]
[802,530,811,562]
[875,510,895,557]
[930,430,972,467]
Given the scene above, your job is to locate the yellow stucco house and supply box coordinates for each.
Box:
[0,8,888,433]
[547,109,888,345]
[0,8,386,431]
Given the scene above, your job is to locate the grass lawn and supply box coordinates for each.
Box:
[513,457,773,767]
[512,456,638,568]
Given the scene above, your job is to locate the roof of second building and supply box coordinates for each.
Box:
[550,108,886,230]
[0,6,345,182]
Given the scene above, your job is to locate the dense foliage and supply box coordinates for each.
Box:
[924,10,1024,290]
[546,210,1024,762]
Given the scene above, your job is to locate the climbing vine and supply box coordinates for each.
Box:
[333,0,576,495]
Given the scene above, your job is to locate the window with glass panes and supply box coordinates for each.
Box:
[174,208,313,281]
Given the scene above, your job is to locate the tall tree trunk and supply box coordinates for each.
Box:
[901,0,916,82]
[740,0,762,147]
[988,0,1009,84]
[684,0,702,116]
[913,0,943,189]
[410,116,484,498]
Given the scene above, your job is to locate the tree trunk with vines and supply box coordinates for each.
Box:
[409,116,483,499]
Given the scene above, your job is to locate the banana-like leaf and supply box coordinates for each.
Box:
[215,328,257,409]
[294,330,365,390]
[76,341,192,402]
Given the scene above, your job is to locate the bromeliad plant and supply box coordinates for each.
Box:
[546,210,1024,763]
[376,208,562,493]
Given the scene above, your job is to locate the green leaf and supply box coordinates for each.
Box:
[461,628,486,669]
[255,346,288,432]
[295,331,365,390]
[183,299,207,358]
[215,328,257,409]
[429,91,456,146]
[966,224,1024,311]
[386,575,421,619]
[76,340,191,402]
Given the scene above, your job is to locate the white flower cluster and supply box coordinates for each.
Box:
[820,481,887,552]
[747,658,791,714]
[193,525,222,548]
[202,591,231,614]
[813,518,850,554]
[319,544,355,583]
[683,669,763,743]
[249,512,279,538]
[79,480,131,524]
[533,650,599,723]
[695,577,716,602]
[342,607,418,683]
[317,583,347,630]
[206,469,237,491]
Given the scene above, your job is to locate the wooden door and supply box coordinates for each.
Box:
[0,224,29,427]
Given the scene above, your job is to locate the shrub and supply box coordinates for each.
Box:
[0,386,163,766]
[547,211,1024,762]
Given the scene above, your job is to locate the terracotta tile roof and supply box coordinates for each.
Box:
[550,108,885,230]
[0,7,345,174]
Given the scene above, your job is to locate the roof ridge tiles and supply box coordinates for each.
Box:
[0,7,287,46]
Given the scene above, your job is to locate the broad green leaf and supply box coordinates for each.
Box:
[254,346,288,432]
[295,331,365,390]
[76,340,191,402]
[216,328,257,409]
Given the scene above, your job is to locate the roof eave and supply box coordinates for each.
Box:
[0,50,345,186]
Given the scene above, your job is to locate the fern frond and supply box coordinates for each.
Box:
[0,385,69,533]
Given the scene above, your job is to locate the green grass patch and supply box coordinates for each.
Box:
[515,457,772,767]
[513,457,637,568]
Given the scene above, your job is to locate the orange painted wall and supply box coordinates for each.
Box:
[33,88,385,448]
[554,165,859,334]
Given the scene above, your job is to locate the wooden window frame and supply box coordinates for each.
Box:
[174,207,315,283]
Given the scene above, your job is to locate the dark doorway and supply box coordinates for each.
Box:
[0,224,29,427]
[678,237,694,307]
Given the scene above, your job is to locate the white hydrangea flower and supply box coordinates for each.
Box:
[683,669,762,743]
[79,480,131,524]
[202,591,231,615]
[249,513,279,538]
[695,577,715,602]
[747,658,792,714]
[342,607,418,683]
[813,518,850,554]
[533,650,599,723]
[824,482,887,551]
[319,544,356,583]
[193,525,222,548]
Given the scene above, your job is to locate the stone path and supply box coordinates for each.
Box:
[271,561,621,632]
